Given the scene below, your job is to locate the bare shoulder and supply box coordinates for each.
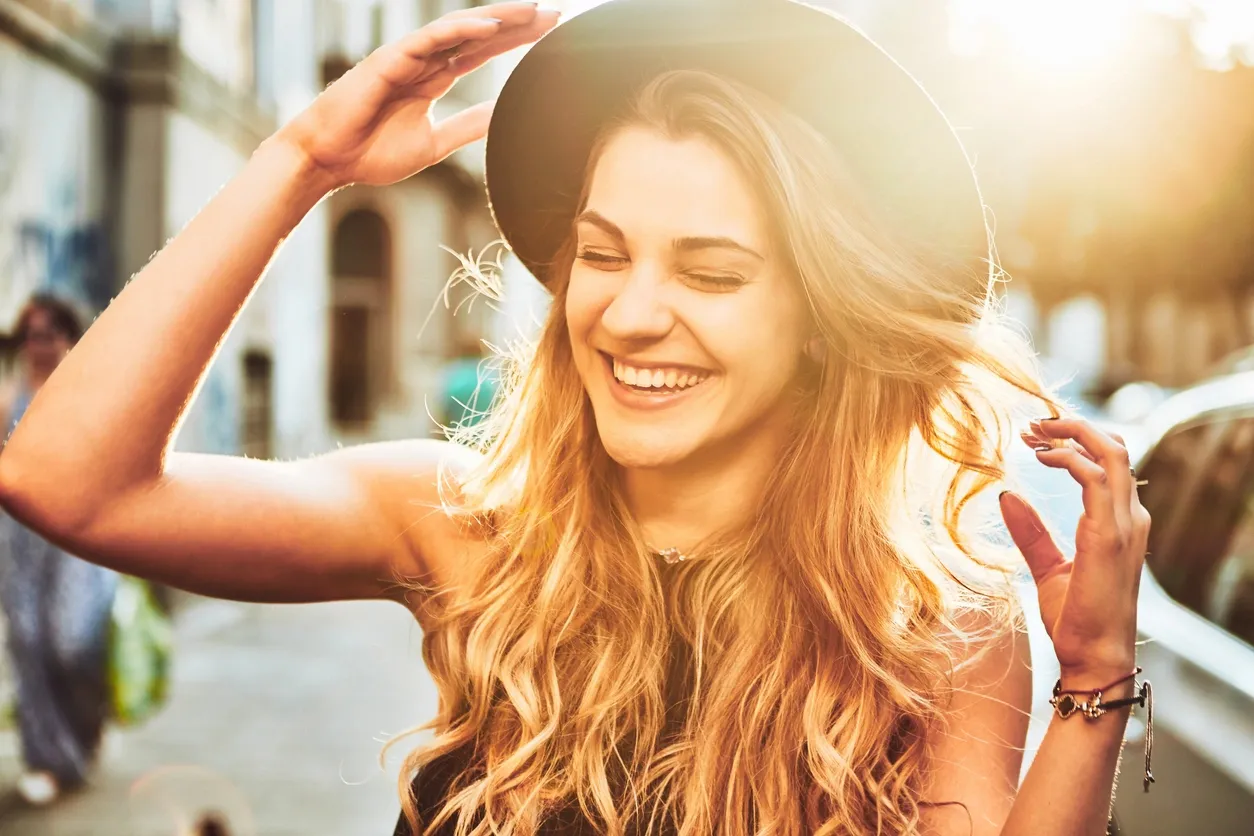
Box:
[321,437,488,602]
[919,608,1033,833]
[938,607,1034,706]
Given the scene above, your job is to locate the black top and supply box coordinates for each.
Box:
[394,570,692,835]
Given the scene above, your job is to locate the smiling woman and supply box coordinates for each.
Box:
[0,1,1153,835]
[567,117,812,472]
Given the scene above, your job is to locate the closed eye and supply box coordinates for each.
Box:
[684,272,745,291]
[576,250,628,268]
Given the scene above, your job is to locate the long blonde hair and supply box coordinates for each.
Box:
[394,70,1059,835]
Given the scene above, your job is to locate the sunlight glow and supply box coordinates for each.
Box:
[949,0,1138,73]
[1150,0,1254,69]
[951,0,1254,72]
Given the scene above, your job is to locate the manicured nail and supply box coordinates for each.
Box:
[1033,444,1052,452]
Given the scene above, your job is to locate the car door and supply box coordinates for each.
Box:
[1112,407,1254,835]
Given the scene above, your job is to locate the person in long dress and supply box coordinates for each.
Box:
[0,294,118,806]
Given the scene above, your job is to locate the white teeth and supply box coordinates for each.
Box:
[611,358,709,391]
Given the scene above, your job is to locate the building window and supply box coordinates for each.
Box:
[330,209,392,427]
[1139,415,1254,647]
[242,351,274,460]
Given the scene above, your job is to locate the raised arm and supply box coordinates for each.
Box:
[0,3,558,605]
[921,416,1153,835]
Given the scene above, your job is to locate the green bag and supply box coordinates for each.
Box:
[107,575,172,726]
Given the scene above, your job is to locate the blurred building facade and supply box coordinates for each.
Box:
[0,0,548,458]
[0,0,332,458]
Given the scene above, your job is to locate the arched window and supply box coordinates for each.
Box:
[330,208,392,426]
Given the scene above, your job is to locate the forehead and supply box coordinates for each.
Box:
[584,128,769,251]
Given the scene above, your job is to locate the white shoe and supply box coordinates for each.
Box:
[16,770,60,806]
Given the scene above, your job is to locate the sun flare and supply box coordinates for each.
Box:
[949,0,1139,72]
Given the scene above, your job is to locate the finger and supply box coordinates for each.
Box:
[999,491,1068,584]
[429,100,495,163]
[440,9,561,74]
[1019,430,1097,463]
[375,17,505,85]
[1033,417,1133,512]
[1032,445,1120,530]
[439,1,546,25]
[414,10,560,97]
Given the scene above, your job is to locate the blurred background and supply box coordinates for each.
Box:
[0,0,1251,833]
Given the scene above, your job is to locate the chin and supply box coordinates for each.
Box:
[596,424,701,470]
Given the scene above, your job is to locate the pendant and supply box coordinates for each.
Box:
[656,547,686,565]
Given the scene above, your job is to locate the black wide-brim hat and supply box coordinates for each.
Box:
[485,0,989,287]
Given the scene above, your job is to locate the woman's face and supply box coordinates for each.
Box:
[20,308,73,375]
[566,128,811,469]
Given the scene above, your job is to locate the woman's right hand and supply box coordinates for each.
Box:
[273,2,559,191]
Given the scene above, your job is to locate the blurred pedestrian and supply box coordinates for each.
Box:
[0,294,118,806]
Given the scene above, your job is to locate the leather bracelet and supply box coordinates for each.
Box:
[1050,669,1156,793]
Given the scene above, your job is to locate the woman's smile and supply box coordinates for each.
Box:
[600,350,717,411]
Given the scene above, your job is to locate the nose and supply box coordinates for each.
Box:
[599,264,675,342]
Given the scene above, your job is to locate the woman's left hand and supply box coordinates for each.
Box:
[1000,416,1152,684]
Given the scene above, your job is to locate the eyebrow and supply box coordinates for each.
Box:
[574,210,765,262]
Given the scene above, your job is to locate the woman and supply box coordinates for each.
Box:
[0,294,118,806]
[0,1,1153,834]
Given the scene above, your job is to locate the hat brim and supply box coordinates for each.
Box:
[485,0,989,287]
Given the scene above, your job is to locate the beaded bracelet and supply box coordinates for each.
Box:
[1050,667,1155,792]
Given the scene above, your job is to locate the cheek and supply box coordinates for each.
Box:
[566,270,624,340]
[702,298,807,386]
[565,275,608,372]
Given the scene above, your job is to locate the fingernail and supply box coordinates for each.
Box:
[999,490,1010,501]
[1033,444,1052,452]
[1039,416,1059,421]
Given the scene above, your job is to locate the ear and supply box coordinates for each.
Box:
[805,335,826,364]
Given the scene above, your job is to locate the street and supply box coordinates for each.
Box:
[0,597,439,836]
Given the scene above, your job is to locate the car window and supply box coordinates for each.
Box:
[1138,415,1254,647]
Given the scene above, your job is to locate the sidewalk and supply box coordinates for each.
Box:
[0,597,440,835]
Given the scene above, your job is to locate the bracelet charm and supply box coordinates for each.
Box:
[1049,668,1156,793]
